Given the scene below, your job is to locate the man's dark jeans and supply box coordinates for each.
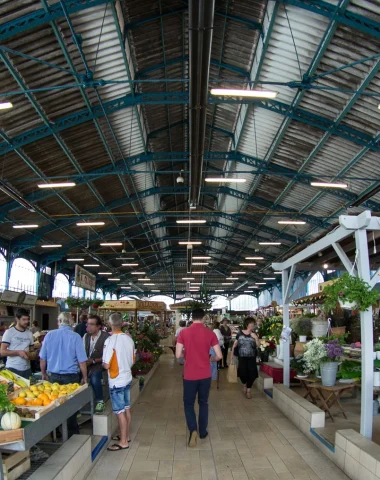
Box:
[48,373,80,437]
[89,370,103,403]
[183,377,211,437]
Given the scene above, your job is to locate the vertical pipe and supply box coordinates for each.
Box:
[282,268,290,387]
[355,229,373,439]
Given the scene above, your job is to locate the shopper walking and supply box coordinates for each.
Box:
[39,312,88,437]
[232,317,259,399]
[174,320,186,364]
[83,315,109,415]
[176,308,222,447]
[103,313,135,451]
[74,314,88,338]
[220,318,232,368]
[1,309,34,379]
[212,321,225,369]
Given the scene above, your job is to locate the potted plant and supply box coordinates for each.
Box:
[259,339,276,363]
[320,339,344,386]
[66,296,84,309]
[323,273,378,313]
[290,355,308,378]
[291,318,312,343]
[91,298,104,309]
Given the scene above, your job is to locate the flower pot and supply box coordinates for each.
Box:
[260,351,270,363]
[299,335,307,343]
[330,326,346,336]
[339,299,356,310]
[376,352,380,360]
[321,362,339,386]
[312,320,328,338]
[294,341,306,357]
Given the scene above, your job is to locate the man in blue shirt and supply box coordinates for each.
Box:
[40,312,87,437]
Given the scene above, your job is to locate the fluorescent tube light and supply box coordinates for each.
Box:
[210,88,278,98]
[222,283,233,285]
[151,290,160,292]
[263,277,276,280]
[248,286,259,288]
[83,264,99,267]
[13,224,38,229]
[256,282,266,285]
[239,263,256,266]
[108,278,120,281]
[193,256,211,260]
[143,283,155,286]
[67,258,84,261]
[182,277,195,280]
[244,291,254,293]
[98,272,112,275]
[226,277,238,280]
[245,257,264,260]
[131,272,146,275]
[205,178,246,183]
[193,271,206,274]
[274,271,282,274]
[0,102,13,109]
[100,243,122,246]
[122,264,139,266]
[259,242,281,245]
[41,244,62,248]
[231,271,246,274]
[311,182,348,188]
[179,241,202,245]
[38,182,76,188]
[192,263,209,266]
[120,287,131,289]
[215,290,224,292]
[176,220,206,224]
[278,220,306,225]
[76,222,105,226]
[137,278,151,281]
[191,283,202,285]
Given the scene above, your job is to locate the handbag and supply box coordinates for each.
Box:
[109,335,120,379]
[227,362,238,383]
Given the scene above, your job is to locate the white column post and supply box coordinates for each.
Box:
[175,310,181,328]
[282,268,290,387]
[355,229,373,439]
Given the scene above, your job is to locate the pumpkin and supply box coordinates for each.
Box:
[1,412,21,430]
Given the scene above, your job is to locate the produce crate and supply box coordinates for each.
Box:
[0,449,30,480]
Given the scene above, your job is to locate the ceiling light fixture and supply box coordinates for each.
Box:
[83,264,99,267]
[176,220,206,224]
[98,272,112,275]
[41,244,62,248]
[205,178,246,183]
[245,257,264,260]
[108,278,120,281]
[256,282,266,285]
[151,290,160,292]
[76,222,105,226]
[274,271,282,274]
[13,224,39,229]
[231,271,246,274]
[278,220,306,225]
[248,286,259,288]
[222,283,233,285]
[210,88,278,98]
[122,264,139,266]
[263,277,276,280]
[67,258,84,262]
[131,272,146,275]
[182,277,195,280]
[244,290,254,293]
[193,271,206,274]
[323,263,329,269]
[191,283,202,285]
[193,256,211,260]
[215,290,224,292]
[137,278,151,281]
[0,102,13,109]
[311,182,348,189]
[192,262,209,266]
[226,277,238,280]
[143,283,155,286]
[100,242,122,246]
[179,241,202,245]
[120,287,131,289]
[259,242,281,245]
[239,263,256,266]
[37,182,76,189]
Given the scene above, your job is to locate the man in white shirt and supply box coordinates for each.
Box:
[103,313,135,451]
[1,309,34,379]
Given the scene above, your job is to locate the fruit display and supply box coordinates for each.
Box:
[10,381,81,408]
[0,369,29,390]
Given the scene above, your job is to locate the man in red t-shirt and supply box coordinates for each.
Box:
[176,308,222,447]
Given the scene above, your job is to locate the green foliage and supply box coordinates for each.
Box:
[319,333,349,346]
[290,355,307,374]
[259,317,283,338]
[0,384,14,413]
[338,360,362,379]
[301,312,317,318]
[374,343,380,352]
[323,273,379,313]
[291,318,312,337]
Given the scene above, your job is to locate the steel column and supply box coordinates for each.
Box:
[282,268,290,387]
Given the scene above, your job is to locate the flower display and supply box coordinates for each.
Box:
[259,339,276,353]
[303,338,327,374]
[324,339,344,361]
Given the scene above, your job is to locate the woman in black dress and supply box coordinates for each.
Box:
[232,317,260,399]
[220,318,231,368]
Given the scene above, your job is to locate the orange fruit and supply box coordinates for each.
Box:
[32,398,43,407]
[14,397,26,406]
[43,399,51,407]
[49,394,58,400]
[38,393,49,401]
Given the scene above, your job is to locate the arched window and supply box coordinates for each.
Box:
[71,286,82,297]
[0,252,7,292]
[231,295,258,311]
[105,292,112,300]
[307,272,324,295]
[53,273,70,298]
[84,289,93,299]
[212,295,229,310]
[149,295,174,309]
[96,288,103,299]
[9,258,37,294]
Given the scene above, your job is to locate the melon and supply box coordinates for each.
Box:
[1,412,21,430]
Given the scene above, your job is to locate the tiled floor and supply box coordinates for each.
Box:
[86,353,350,480]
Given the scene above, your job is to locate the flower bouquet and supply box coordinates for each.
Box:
[259,338,276,362]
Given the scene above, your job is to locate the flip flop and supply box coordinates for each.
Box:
[112,435,131,442]
[107,443,129,451]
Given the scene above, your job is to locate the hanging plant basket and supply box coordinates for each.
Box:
[323,273,379,313]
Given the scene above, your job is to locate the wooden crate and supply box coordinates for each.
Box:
[1,450,30,480]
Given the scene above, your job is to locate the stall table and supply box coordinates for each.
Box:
[0,387,92,480]
[297,377,356,421]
